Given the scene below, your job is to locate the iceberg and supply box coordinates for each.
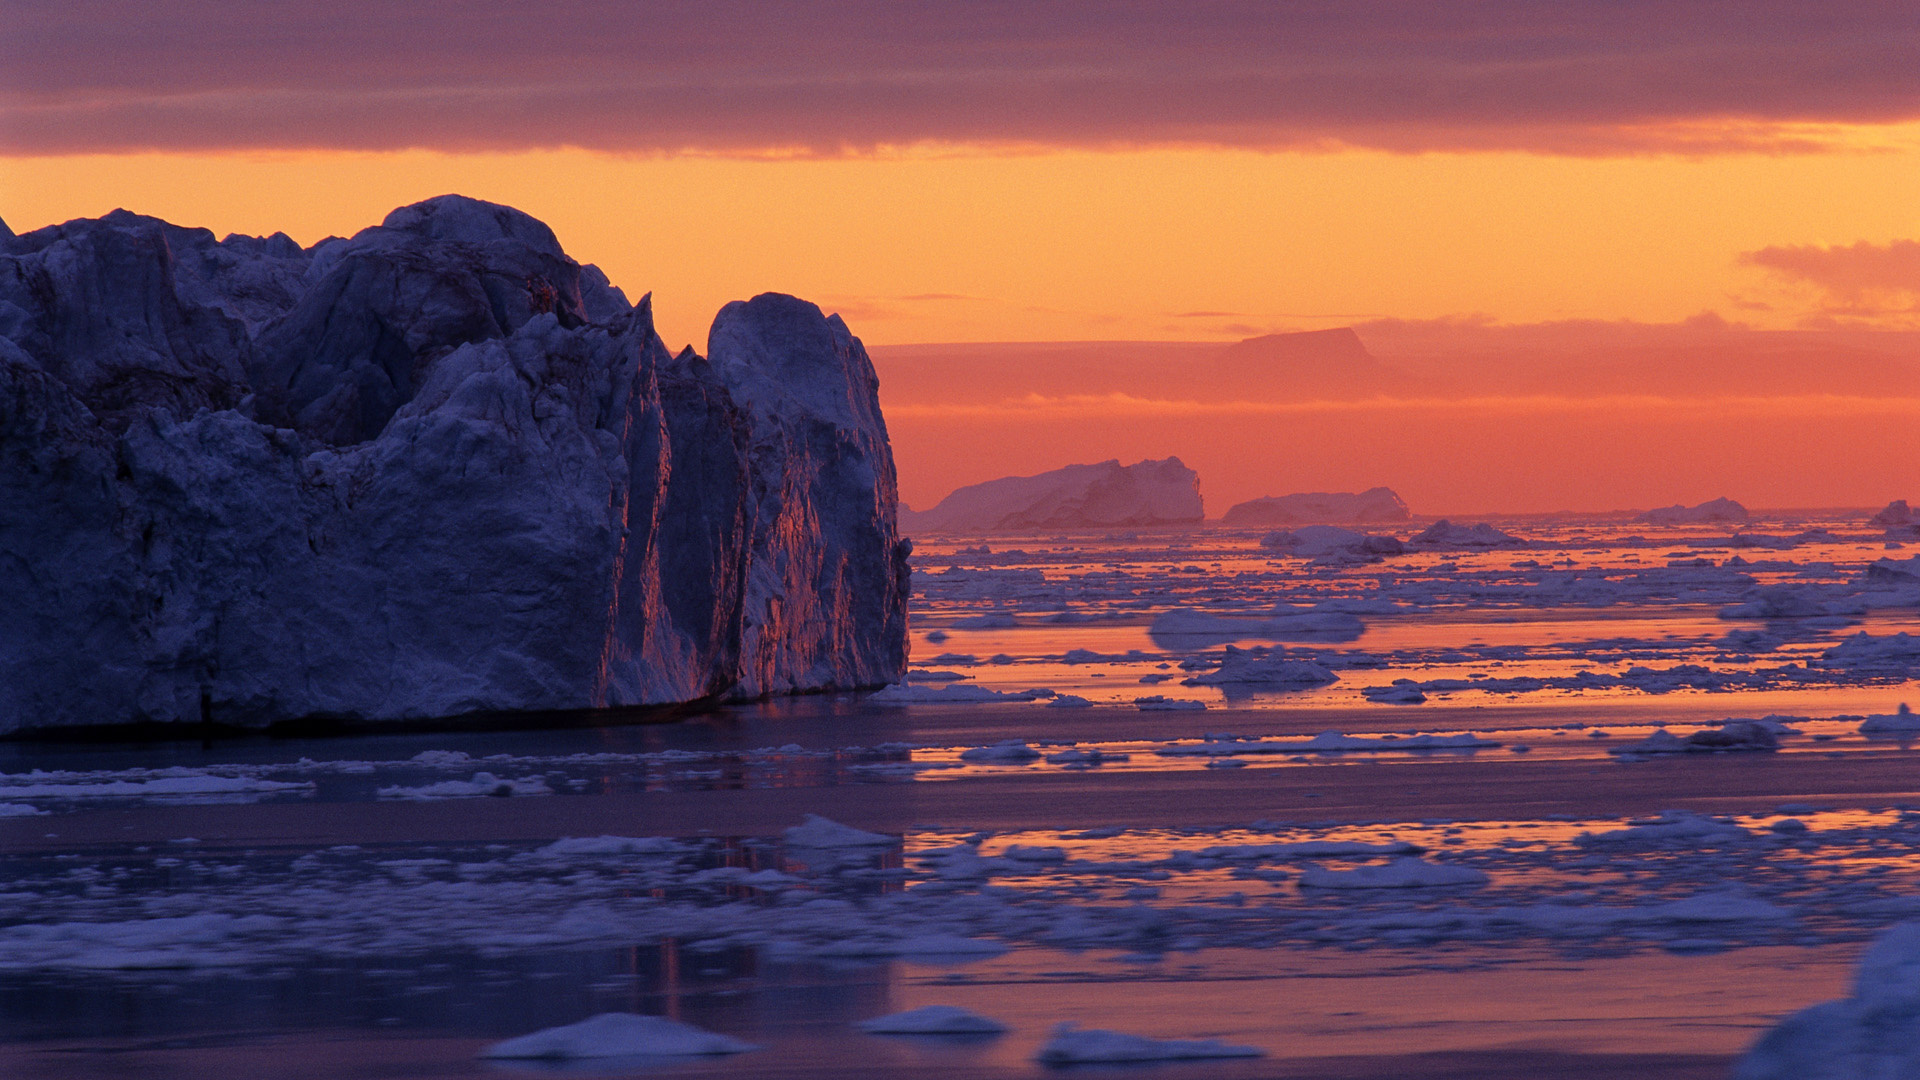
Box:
[1634,497,1750,524]
[1409,520,1526,548]
[899,457,1202,533]
[1734,923,1920,1080]
[1221,486,1409,525]
[0,196,910,733]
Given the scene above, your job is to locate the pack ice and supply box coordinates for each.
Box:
[899,457,1203,533]
[0,196,910,733]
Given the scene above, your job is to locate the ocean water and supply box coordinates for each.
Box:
[2,514,1914,1078]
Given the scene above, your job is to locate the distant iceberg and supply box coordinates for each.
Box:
[900,457,1203,533]
[1635,497,1749,524]
[1222,487,1409,525]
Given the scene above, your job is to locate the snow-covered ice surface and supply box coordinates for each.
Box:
[2,511,1915,1078]
[482,1012,757,1058]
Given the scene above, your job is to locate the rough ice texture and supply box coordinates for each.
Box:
[1410,519,1526,548]
[899,457,1202,533]
[482,1013,757,1059]
[1734,922,1920,1080]
[0,196,909,733]
[1222,487,1409,525]
[1635,497,1749,524]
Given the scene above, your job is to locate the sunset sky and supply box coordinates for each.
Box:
[4,2,1917,513]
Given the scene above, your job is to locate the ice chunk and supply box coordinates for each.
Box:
[857,1005,1007,1035]
[1610,721,1778,754]
[481,1013,757,1059]
[1297,857,1489,888]
[1258,525,1404,559]
[868,683,1046,703]
[1158,731,1498,755]
[1861,703,1920,733]
[1578,811,1750,845]
[1135,696,1206,711]
[783,814,895,848]
[900,458,1203,533]
[1734,922,1920,1080]
[1182,647,1338,688]
[1045,694,1095,708]
[1035,1023,1264,1063]
[536,836,684,858]
[959,741,1044,763]
[375,773,550,800]
[1410,520,1526,547]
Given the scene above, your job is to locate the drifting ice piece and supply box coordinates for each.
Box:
[481,1013,757,1059]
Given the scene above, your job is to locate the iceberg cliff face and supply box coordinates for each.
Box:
[0,196,908,733]
[901,457,1203,533]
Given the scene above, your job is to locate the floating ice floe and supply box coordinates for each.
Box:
[535,836,685,858]
[1134,696,1206,711]
[0,802,49,816]
[1410,520,1526,548]
[959,741,1044,763]
[783,814,896,848]
[1610,721,1779,754]
[375,773,550,800]
[1157,731,1497,756]
[1861,704,1920,733]
[857,1005,1007,1035]
[0,771,314,801]
[1045,694,1094,708]
[1821,633,1920,671]
[1258,525,1404,561]
[1363,680,1428,704]
[868,683,1048,704]
[1734,921,1920,1080]
[1148,607,1364,645]
[481,1013,757,1059]
[1578,811,1750,846]
[1181,646,1338,688]
[1298,857,1489,889]
[1035,1023,1264,1063]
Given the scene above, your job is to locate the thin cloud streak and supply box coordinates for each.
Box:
[886,392,1920,422]
[3,1,1917,155]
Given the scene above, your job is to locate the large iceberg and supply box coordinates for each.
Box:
[0,196,910,734]
[1221,486,1409,525]
[1634,497,1749,524]
[1734,922,1920,1079]
[900,457,1202,533]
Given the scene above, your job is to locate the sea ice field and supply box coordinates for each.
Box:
[4,513,1919,1078]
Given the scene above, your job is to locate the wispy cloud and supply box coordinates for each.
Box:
[1742,239,1920,324]
[3,2,1916,156]
[886,391,1920,422]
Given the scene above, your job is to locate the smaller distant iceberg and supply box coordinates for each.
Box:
[1221,487,1409,525]
[900,457,1202,533]
[1635,497,1749,524]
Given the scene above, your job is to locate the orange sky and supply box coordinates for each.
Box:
[3,138,1917,350]
[4,3,1919,516]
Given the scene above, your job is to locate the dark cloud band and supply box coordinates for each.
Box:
[4,1,1917,155]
